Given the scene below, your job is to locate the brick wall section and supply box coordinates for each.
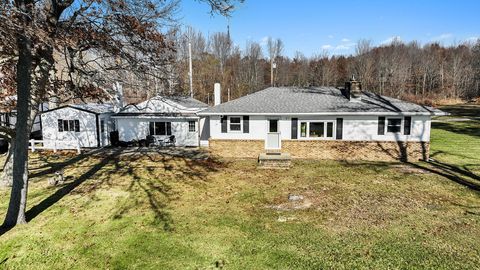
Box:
[209,139,430,161]
[208,139,265,158]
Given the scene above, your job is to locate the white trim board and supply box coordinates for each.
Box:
[198,111,446,116]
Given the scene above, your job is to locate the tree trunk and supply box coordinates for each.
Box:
[3,28,33,227]
[1,142,14,187]
[1,107,37,188]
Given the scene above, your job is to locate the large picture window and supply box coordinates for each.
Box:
[387,118,402,133]
[299,121,334,139]
[229,117,241,131]
[58,119,80,132]
[149,122,172,136]
[309,122,324,137]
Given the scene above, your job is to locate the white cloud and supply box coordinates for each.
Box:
[341,38,350,42]
[465,36,479,43]
[431,33,453,41]
[335,45,350,50]
[380,36,402,45]
[328,35,334,39]
[260,36,269,46]
[321,44,333,50]
[334,42,356,51]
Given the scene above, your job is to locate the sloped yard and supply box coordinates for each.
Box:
[0,106,479,269]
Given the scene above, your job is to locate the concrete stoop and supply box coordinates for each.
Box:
[258,152,292,169]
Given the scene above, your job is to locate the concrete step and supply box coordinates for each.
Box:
[258,152,291,169]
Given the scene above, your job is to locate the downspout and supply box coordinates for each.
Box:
[197,117,200,147]
[96,114,100,148]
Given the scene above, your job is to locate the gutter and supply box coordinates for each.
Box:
[197,111,447,116]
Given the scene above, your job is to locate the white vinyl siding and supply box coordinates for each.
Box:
[208,115,431,142]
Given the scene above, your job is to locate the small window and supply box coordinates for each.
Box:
[326,122,333,138]
[387,118,402,133]
[58,119,80,132]
[229,117,241,131]
[100,120,105,133]
[269,119,278,133]
[188,121,196,132]
[300,122,307,137]
[309,122,324,137]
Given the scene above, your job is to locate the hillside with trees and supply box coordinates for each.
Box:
[161,31,480,106]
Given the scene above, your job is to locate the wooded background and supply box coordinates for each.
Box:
[128,29,480,106]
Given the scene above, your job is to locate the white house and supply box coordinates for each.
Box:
[41,103,115,149]
[197,79,447,161]
[112,96,208,147]
[0,95,48,138]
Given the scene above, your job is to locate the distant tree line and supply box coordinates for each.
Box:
[150,29,480,105]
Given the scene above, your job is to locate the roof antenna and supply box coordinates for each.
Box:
[188,42,193,98]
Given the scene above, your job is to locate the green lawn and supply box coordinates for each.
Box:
[1,106,480,269]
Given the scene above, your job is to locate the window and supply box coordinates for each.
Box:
[149,122,172,136]
[387,118,402,133]
[229,117,241,131]
[58,119,80,132]
[188,121,196,132]
[269,119,278,133]
[309,122,324,137]
[299,121,334,139]
[100,120,105,133]
[300,122,307,137]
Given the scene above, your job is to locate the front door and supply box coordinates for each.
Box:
[266,119,281,150]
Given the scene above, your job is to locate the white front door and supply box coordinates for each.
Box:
[266,119,281,150]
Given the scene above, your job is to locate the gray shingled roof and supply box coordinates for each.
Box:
[69,103,114,114]
[165,96,208,108]
[199,87,446,115]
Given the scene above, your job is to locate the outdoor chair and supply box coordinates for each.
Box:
[164,135,176,147]
[146,135,162,147]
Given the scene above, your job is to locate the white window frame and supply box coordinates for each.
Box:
[150,121,172,136]
[386,118,403,134]
[228,116,242,133]
[58,119,80,132]
[298,120,335,140]
[188,120,196,132]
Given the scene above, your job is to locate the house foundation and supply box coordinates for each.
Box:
[208,139,429,162]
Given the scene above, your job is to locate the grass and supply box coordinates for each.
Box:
[0,106,479,269]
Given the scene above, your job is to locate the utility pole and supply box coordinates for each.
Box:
[188,42,193,97]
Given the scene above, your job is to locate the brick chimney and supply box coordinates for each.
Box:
[344,75,362,101]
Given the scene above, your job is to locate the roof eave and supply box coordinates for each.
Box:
[197,111,440,116]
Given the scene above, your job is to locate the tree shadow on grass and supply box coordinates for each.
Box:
[1,147,225,236]
[409,160,480,192]
[439,105,480,119]
[431,121,480,139]
[28,148,106,179]
[376,139,480,192]
[25,148,124,222]
[107,147,225,231]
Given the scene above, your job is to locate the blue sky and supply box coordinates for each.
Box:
[179,0,480,57]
